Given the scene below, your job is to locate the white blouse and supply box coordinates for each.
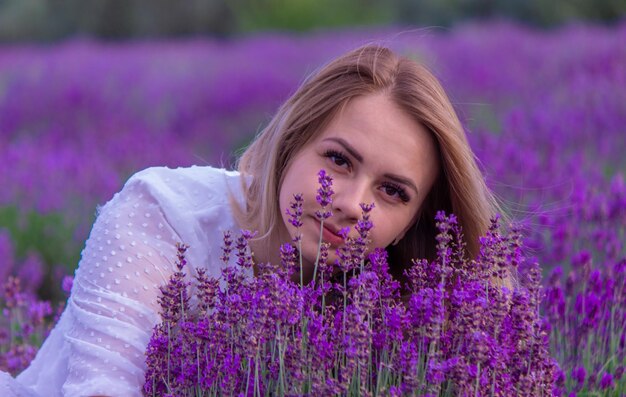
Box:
[1,166,250,397]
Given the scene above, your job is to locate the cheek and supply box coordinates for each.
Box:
[278,185,288,217]
[279,164,299,209]
[278,173,297,231]
[281,165,317,208]
[278,164,312,232]
[369,211,416,246]
[367,214,396,246]
[278,184,296,233]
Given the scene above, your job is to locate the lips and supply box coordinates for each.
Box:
[312,218,345,246]
[322,222,341,236]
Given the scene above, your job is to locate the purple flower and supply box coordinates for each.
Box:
[61,275,74,294]
[194,268,219,314]
[15,252,44,294]
[316,241,331,275]
[572,366,586,387]
[220,230,233,264]
[315,169,334,220]
[0,276,59,375]
[599,372,614,390]
[279,242,298,276]
[286,193,304,228]
[587,371,597,389]
[156,242,191,323]
[356,203,375,237]
[234,229,257,269]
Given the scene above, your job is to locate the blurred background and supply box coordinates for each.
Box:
[0,0,625,41]
[0,0,625,304]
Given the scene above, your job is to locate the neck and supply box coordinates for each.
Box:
[248,235,281,276]
[249,230,312,285]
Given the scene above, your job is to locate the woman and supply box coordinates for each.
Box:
[235,44,501,283]
[1,44,502,396]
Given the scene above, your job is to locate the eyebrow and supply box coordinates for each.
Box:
[322,137,420,196]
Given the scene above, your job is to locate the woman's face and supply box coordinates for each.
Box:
[278,93,440,282]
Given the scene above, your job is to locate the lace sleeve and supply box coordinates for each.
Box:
[61,174,182,397]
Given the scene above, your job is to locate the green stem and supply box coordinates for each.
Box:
[255,352,260,397]
[311,219,325,286]
[298,237,303,288]
[245,358,251,397]
[474,362,481,397]
[343,272,347,340]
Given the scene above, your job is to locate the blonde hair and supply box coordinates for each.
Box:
[233,44,507,285]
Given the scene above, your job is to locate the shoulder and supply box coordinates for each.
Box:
[101,166,245,213]
[127,165,241,197]
[91,166,246,276]
[96,166,247,239]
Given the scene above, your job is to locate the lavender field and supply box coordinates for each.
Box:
[1,21,625,394]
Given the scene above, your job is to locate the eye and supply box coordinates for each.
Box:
[323,149,352,170]
[380,182,410,203]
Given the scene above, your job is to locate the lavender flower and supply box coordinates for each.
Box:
[350,202,375,269]
[315,169,334,221]
[156,242,191,323]
[0,276,59,376]
[234,229,257,269]
[599,372,614,390]
[220,230,233,264]
[61,275,74,294]
[279,242,298,277]
[286,193,304,229]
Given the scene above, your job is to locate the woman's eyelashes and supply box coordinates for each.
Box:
[322,148,411,204]
[323,149,352,170]
[381,182,411,203]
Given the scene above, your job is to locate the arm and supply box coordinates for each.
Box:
[62,173,182,397]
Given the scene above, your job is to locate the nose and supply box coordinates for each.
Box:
[331,179,371,222]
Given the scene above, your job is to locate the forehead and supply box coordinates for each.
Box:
[313,93,439,179]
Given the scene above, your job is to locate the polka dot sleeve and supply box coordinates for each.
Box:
[61,173,183,397]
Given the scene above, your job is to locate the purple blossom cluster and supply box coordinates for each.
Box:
[314,169,334,221]
[0,275,70,375]
[143,172,559,396]
[542,253,625,394]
